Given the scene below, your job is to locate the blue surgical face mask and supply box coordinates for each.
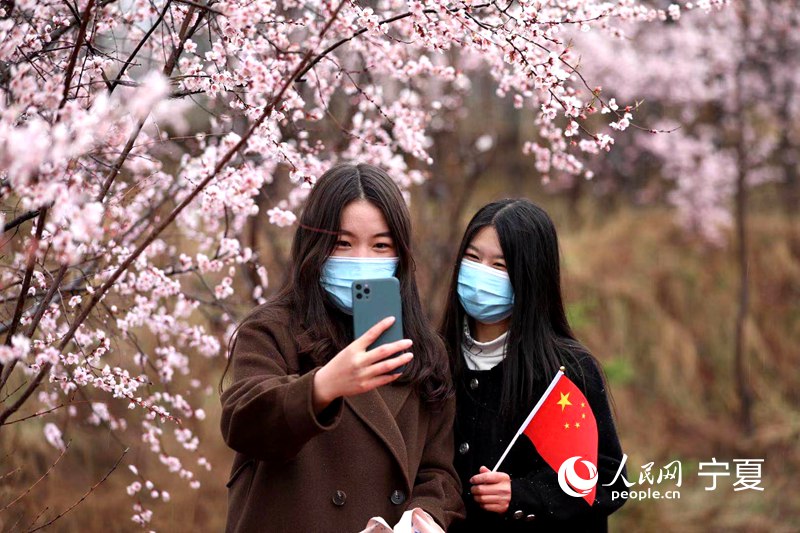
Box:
[457,258,514,324]
[320,256,400,314]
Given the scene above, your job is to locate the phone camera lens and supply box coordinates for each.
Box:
[356,293,362,299]
[364,288,370,294]
[355,284,362,290]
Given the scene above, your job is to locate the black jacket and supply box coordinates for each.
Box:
[450,352,628,532]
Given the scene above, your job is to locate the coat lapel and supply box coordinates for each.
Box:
[378,381,412,418]
[345,384,412,489]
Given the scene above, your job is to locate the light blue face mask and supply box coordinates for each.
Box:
[320,256,400,314]
[457,258,514,324]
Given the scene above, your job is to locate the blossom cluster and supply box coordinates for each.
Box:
[574,0,797,243]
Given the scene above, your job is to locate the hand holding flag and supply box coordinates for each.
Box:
[469,466,511,514]
[493,367,599,506]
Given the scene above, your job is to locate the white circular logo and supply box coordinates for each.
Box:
[558,456,599,497]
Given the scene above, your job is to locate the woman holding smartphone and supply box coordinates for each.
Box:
[220,163,463,532]
[440,199,628,532]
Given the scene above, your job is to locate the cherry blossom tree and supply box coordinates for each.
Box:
[0,0,728,527]
[573,0,799,433]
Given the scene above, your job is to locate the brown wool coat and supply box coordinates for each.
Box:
[220,304,465,533]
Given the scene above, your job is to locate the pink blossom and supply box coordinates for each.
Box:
[126,481,142,496]
[267,206,297,227]
[44,423,66,452]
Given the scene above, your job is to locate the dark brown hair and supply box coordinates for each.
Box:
[222,163,452,403]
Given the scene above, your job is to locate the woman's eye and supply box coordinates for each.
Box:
[374,242,392,250]
[465,253,479,261]
[494,263,507,269]
[336,240,351,247]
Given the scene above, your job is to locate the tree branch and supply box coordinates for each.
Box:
[27,447,129,532]
[0,0,348,427]
[0,264,67,392]
[97,4,207,202]
[0,441,70,513]
[0,208,47,381]
[58,0,95,110]
[2,208,44,233]
[107,0,173,95]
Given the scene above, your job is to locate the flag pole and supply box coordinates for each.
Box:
[492,367,565,472]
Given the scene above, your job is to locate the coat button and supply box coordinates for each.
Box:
[513,510,524,520]
[458,442,470,455]
[390,489,406,505]
[332,490,347,506]
[469,378,479,390]
[525,513,536,521]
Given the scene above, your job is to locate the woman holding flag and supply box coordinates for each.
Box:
[440,199,629,532]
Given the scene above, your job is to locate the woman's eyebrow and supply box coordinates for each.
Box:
[337,229,392,238]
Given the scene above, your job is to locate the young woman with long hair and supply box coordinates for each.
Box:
[220,163,463,532]
[440,199,628,532]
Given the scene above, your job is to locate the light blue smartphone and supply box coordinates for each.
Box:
[352,277,406,374]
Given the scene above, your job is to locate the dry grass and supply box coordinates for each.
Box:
[562,209,800,531]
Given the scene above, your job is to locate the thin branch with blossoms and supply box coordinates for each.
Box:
[98,4,210,201]
[58,0,96,110]
[3,399,91,425]
[0,264,67,390]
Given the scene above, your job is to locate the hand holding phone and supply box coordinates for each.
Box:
[312,316,413,412]
[352,277,407,374]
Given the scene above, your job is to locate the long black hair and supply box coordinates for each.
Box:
[222,163,452,403]
[440,199,594,424]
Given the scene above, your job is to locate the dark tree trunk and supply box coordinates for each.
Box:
[733,162,753,436]
[733,0,754,436]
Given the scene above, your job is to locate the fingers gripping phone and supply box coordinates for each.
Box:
[352,277,406,374]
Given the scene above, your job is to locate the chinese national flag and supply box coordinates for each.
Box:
[521,370,598,506]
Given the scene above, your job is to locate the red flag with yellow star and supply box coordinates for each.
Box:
[493,369,598,506]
